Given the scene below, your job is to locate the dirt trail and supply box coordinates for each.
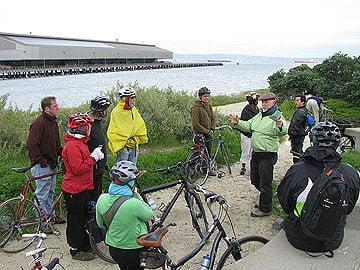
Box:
[0,102,301,270]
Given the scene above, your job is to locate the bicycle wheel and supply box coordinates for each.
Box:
[0,197,41,253]
[216,236,268,269]
[186,150,210,186]
[338,136,355,153]
[88,221,116,264]
[188,193,209,239]
[221,144,232,175]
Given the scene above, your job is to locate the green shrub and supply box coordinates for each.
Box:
[342,151,360,171]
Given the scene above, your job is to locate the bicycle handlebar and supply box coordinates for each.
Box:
[155,161,189,174]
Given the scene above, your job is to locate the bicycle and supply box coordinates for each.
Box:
[21,233,63,270]
[0,165,65,253]
[332,120,356,153]
[87,160,209,264]
[137,185,269,269]
[186,125,233,185]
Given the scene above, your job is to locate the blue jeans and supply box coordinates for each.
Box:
[31,164,57,217]
[116,146,138,164]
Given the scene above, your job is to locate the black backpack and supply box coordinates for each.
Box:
[300,163,350,242]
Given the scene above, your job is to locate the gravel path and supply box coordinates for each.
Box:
[0,102,302,269]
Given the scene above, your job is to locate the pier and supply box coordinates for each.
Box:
[0,62,222,80]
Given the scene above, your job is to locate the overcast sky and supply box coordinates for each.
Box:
[1,0,360,58]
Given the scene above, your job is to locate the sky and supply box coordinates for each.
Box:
[1,0,360,58]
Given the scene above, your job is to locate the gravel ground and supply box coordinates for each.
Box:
[0,102,301,269]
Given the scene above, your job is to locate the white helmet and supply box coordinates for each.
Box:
[119,87,136,98]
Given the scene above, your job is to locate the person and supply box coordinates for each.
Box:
[27,96,64,229]
[288,95,308,163]
[62,113,105,261]
[239,91,259,175]
[107,87,148,164]
[229,92,287,217]
[278,121,360,254]
[96,161,154,270]
[191,87,216,167]
[87,96,111,202]
[306,92,324,123]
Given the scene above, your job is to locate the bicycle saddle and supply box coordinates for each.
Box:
[11,165,32,173]
[137,227,169,247]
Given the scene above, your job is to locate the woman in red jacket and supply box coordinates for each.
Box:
[61,113,104,261]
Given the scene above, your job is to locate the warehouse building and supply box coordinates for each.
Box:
[0,32,173,67]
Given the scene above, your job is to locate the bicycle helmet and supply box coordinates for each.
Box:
[90,96,111,112]
[198,87,211,97]
[119,87,136,98]
[110,160,140,186]
[310,121,341,148]
[67,113,94,136]
[245,92,259,103]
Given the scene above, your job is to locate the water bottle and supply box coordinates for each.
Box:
[199,254,211,270]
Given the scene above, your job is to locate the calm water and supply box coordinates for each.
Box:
[0,61,297,110]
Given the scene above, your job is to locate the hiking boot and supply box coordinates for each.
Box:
[72,251,96,261]
[250,209,272,218]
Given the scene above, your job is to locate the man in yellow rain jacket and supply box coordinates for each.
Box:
[107,87,148,164]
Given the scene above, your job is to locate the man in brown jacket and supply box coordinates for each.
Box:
[27,96,63,229]
[191,87,216,159]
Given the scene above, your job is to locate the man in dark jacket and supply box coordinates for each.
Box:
[191,87,216,158]
[27,96,63,228]
[88,96,111,202]
[278,121,360,253]
[288,95,308,163]
[239,92,259,175]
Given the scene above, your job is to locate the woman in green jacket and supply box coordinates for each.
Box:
[96,161,153,269]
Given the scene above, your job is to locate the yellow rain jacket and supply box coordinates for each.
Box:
[107,101,148,154]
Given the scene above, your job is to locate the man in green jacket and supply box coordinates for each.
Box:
[230,92,287,217]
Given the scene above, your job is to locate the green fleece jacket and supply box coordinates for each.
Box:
[96,193,153,249]
[191,100,215,134]
[235,112,288,153]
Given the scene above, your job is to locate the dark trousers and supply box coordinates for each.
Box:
[204,133,213,157]
[89,173,103,202]
[63,190,91,253]
[109,246,145,270]
[291,136,305,163]
[250,151,278,213]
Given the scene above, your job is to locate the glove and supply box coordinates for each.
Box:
[90,147,104,162]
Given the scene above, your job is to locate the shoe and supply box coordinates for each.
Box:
[72,251,96,261]
[250,209,271,218]
[52,216,66,224]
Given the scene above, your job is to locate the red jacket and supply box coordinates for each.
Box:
[61,133,95,194]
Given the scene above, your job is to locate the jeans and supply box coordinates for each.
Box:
[116,146,138,164]
[250,151,278,213]
[31,164,57,217]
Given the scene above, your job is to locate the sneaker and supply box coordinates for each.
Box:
[72,251,96,261]
[250,209,272,218]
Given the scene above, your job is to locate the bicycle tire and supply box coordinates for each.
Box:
[221,144,232,175]
[186,150,210,186]
[216,236,268,269]
[338,136,355,153]
[88,225,116,264]
[0,197,41,253]
[188,193,209,239]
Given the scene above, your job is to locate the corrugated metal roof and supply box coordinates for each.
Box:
[9,36,114,48]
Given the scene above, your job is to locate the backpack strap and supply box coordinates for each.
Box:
[103,196,130,228]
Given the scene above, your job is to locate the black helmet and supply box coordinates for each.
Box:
[90,96,111,112]
[110,161,140,186]
[310,121,341,148]
[198,87,211,97]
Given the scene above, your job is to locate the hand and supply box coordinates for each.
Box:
[229,114,238,124]
[90,147,104,162]
[275,119,283,128]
